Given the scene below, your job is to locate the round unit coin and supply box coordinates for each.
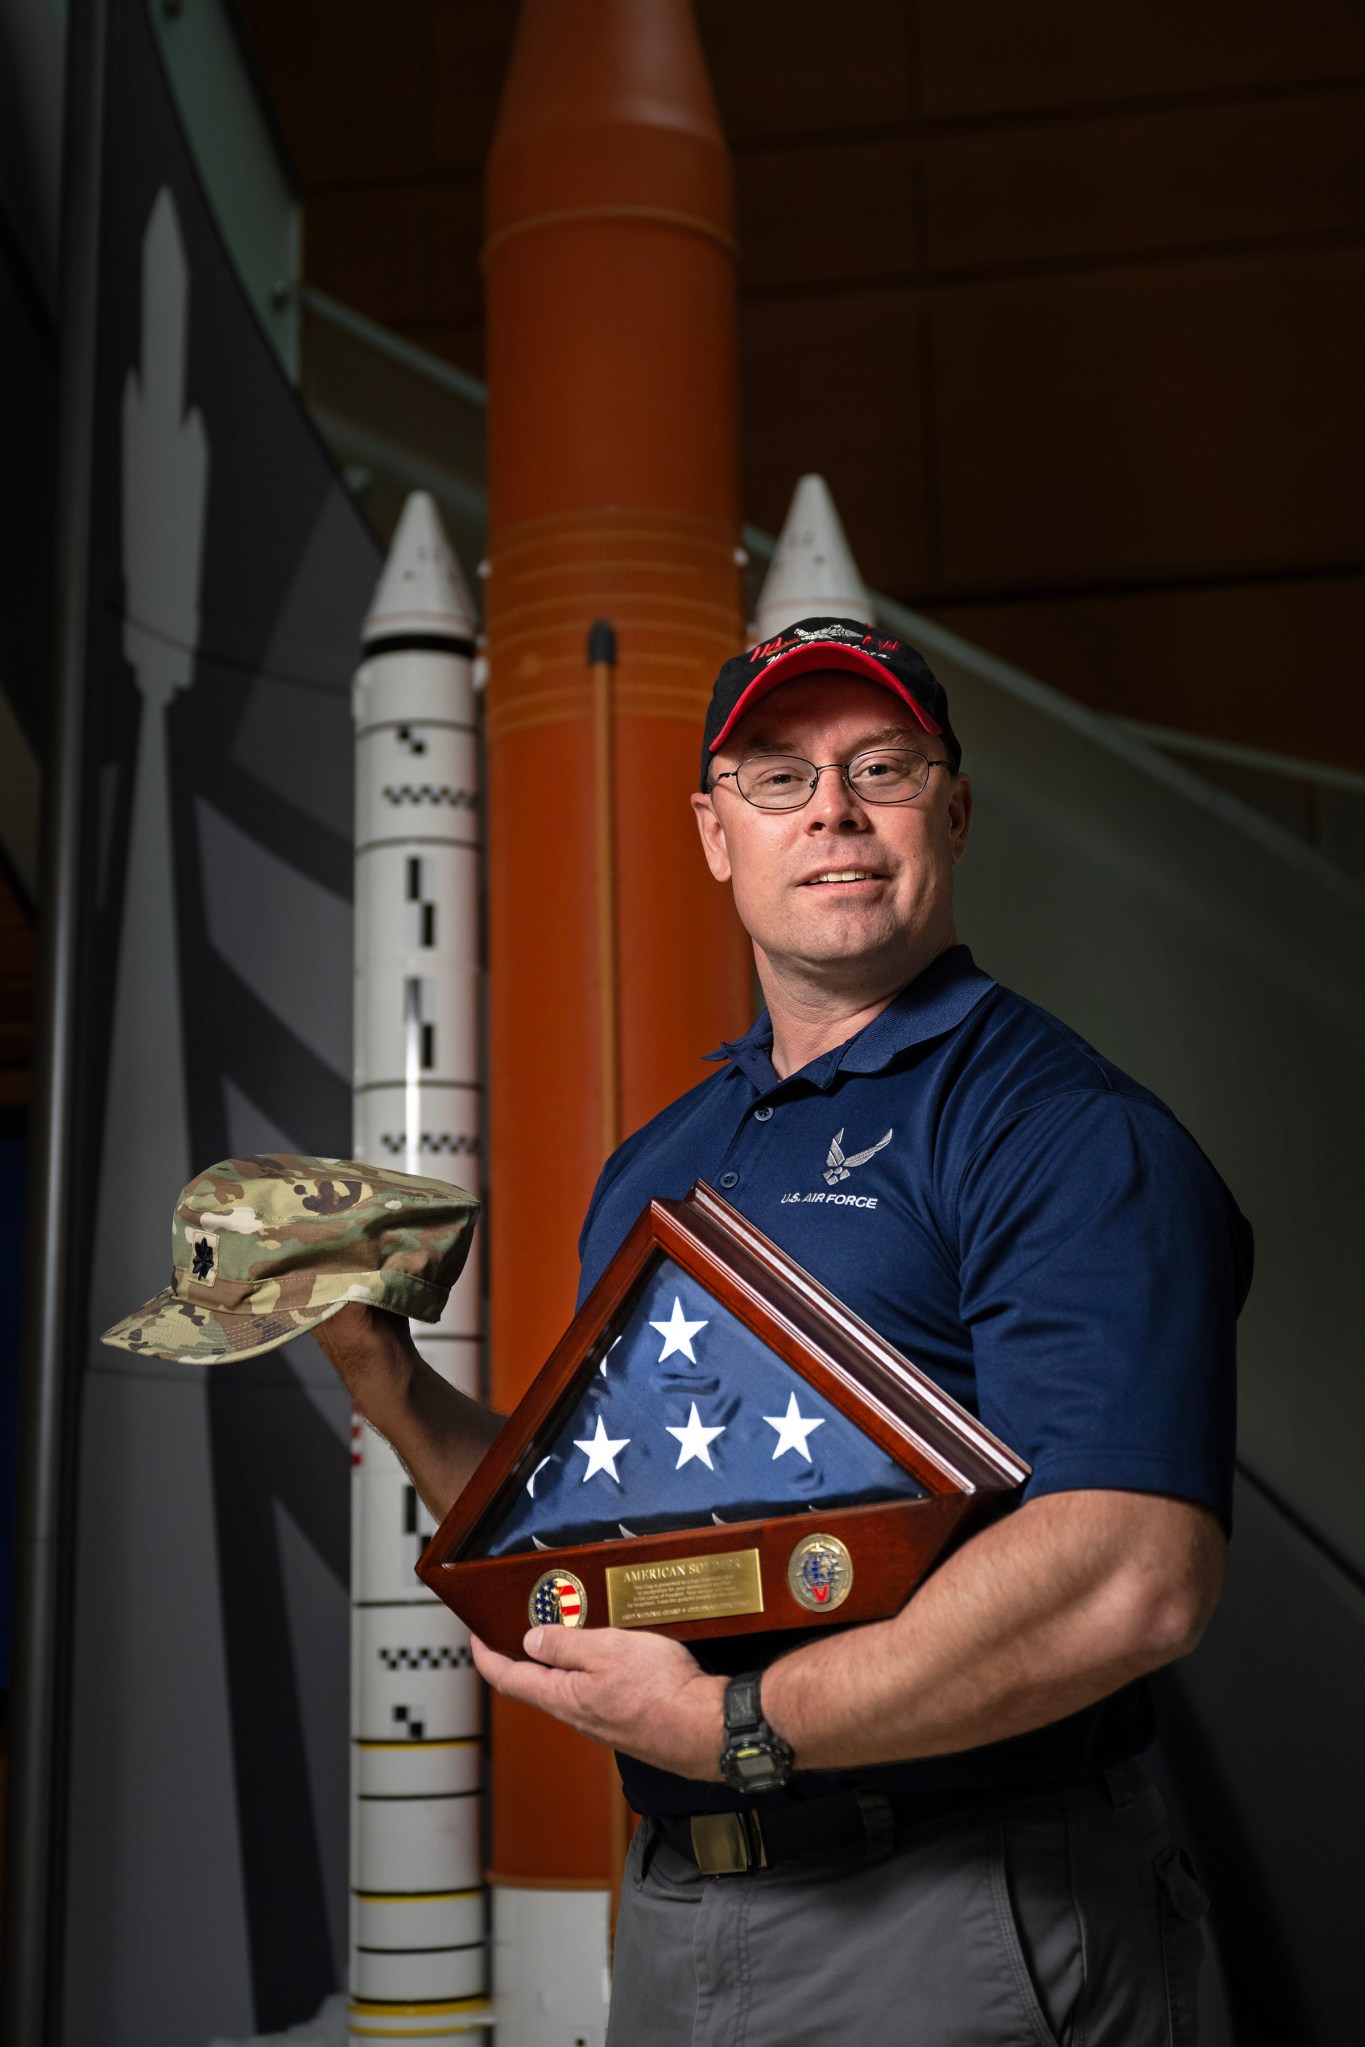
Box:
[786,1532,853,1613]
[528,1568,588,1629]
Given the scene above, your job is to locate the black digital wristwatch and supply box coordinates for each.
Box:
[718,1671,794,1795]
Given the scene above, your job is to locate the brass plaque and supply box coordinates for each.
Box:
[605,1547,764,1629]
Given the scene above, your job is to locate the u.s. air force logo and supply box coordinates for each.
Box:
[780,1126,893,1210]
[823,1126,892,1185]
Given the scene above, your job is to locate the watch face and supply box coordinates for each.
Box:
[724,1737,790,1794]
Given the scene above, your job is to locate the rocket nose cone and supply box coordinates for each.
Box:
[363,491,479,644]
[488,0,731,231]
[494,0,725,148]
[751,475,872,645]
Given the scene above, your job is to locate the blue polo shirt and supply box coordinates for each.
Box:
[577,946,1252,1818]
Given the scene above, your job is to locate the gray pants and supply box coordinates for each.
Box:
[608,1764,1207,2047]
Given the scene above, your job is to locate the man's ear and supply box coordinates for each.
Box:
[690,790,733,883]
[948,773,972,864]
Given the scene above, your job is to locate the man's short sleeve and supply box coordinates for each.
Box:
[955,1092,1251,1527]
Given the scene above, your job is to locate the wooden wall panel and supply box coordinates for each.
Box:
[736,139,917,291]
[304,178,485,336]
[424,4,522,175]
[924,93,1365,272]
[304,186,428,327]
[918,0,1365,118]
[417,182,487,330]
[930,573,1365,770]
[695,0,912,140]
[740,289,930,596]
[244,0,434,187]
[243,0,516,184]
[930,252,1365,591]
[239,0,1365,768]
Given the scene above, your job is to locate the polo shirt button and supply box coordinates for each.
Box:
[719,1171,740,1189]
[753,1106,774,1122]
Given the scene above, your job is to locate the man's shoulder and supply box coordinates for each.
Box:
[946,981,1249,1252]
[841,948,1163,1127]
[950,977,1165,1118]
[895,973,1228,1212]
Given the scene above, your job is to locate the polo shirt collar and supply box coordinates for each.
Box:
[705,945,995,1095]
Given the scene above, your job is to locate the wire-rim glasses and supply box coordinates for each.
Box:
[711,747,950,812]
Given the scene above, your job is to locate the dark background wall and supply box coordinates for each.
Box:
[241,0,1365,770]
[0,893,32,1119]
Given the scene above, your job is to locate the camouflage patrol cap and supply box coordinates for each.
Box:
[100,1154,479,1365]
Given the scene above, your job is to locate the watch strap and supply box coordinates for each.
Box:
[719,1670,794,1794]
[724,1671,765,1735]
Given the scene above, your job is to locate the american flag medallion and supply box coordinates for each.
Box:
[787,1532,852,1613]
[529,1568,588,1629]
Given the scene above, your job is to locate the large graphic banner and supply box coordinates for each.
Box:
[63,5,379,2041]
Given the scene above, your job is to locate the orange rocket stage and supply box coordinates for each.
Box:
[483,0,752,1895]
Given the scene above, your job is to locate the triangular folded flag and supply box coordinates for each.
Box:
[420,1183,1027,1651]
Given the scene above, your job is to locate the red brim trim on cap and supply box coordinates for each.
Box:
[709,644,942,754]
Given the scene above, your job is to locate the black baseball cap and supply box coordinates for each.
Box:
[701,617,961,789]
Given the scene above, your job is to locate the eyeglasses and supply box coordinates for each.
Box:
[710,748,951,812]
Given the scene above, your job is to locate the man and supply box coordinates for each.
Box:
[318,618,1250,2045]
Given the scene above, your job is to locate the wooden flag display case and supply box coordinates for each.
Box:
[418,1182,1029,1653]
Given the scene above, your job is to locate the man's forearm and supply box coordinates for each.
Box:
[314,1302,505,1520]
[472,1489,1224,1783]
[361,1348,505,1521]
[759,1490,1224,1772]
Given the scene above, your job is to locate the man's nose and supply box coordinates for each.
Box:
[804,763,869,829]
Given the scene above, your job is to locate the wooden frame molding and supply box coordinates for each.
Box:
[419,1182,1029,1653]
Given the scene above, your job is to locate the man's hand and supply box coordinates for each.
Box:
[471,1626,726,1780]
[313,1301,419,1409]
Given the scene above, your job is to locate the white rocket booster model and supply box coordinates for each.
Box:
[751,472,873,644]
[350,493,489,2041]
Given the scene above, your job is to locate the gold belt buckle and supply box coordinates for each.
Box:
[690,1811,767,1875]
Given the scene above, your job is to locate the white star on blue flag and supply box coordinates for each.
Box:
[649,1295,708,1362]
[666,1401,726,1470]
[480,1255,923,1557]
